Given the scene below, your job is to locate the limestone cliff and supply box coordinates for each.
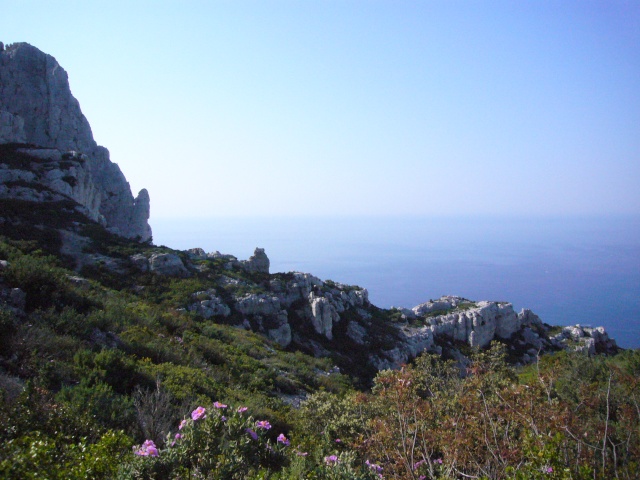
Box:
[0,42,151,241]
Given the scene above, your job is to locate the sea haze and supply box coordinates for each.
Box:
[152,215,640,349]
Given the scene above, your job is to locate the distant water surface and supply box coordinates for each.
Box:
[152,215,640,349]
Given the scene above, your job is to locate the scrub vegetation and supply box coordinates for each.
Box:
[0,213,638,479]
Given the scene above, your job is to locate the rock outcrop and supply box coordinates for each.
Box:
[241,248,270,274]
[187,290,231,318]
[397,296,617,367]
[0,42,151,241]
[171,243,617,371]
[148,253,188,277]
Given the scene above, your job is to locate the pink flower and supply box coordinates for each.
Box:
[175,433,182,440]
[413,459,426,470]
[296,451,308,456]
[335,438,342,443]
[324,455,339,465]
[191,406,206,421]
[178,419,188,430]
[237,406,248,413]
[366,460,383,473]
[246,428,258,440]
[221,416,227,422]
[256,420,271,430]
[277,433,290,446]
[134,439,159,456]
[213,401,227,409]
[435,458,443,464]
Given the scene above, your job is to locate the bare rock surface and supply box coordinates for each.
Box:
[241,248,270,274]
[0,42,151,240]
[149,253,188,277]
[0,110,25,143]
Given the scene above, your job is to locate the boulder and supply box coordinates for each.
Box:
[149,253,188,277]
[130,254,149,272]
[187,248,207,260]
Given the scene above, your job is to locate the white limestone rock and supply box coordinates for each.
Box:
[207,251,238,262]
[0,43,151,241]
[425,301,521,348]
[412,295,468,316]
[235,293,281,316]
[188,290,231,318]
[149,253,188,277]
[518,308,543,327]
[560,324,618,355]
[187,248,207,260]
[308,292,340,340]
[241,248,270,274]
[130,254,149,272]
[391,307,417,320]
[400,325,435,358]
[272,272,324,307]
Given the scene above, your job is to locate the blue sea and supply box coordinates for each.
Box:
[152,215,640,349]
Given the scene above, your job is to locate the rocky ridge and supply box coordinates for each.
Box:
[0,42,151,240]
[128,245,618,373]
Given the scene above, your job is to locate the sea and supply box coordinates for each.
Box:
[152,215,640,349]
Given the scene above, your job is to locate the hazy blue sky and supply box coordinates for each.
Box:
[3,1,639,219]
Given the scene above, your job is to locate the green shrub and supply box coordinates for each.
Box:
[56,380,136,433]
[0,429,132,480]
[118,402,287,479]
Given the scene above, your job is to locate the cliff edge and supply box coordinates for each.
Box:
[0,42,151,241]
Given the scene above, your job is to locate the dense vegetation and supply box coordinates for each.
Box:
[0,210,638,478]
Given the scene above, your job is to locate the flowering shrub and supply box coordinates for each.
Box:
[256,420,272,430]
[278,433,290,446]
[324,454,339,466]
[119,402,289,479]
[134,439,159,457]
[190,406,206,421]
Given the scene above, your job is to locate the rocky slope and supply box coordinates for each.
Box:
[0,42,151,240]
[122,246,619,375]
[0,42,619,382]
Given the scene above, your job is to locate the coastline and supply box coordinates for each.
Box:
[152,214,640,349]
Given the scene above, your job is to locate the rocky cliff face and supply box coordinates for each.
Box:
[0,42,151,241]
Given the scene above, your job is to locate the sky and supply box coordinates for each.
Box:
[2,1,639,220]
